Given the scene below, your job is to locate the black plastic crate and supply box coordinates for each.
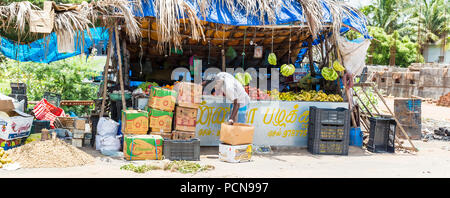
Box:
[307,139,349,155]
[308,122,349,141]
[309,106,349,126]
[10,83,26,95]
[308,106,350,141]
[30,120,51,134]
[8,94,28,112]
[44,92,62,107]
[163,138,200,161]
[367,117,396,153]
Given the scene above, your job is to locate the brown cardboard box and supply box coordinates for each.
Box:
[148,109,173,132]
[150,132,172,139]
[122,110,149,135]
[123,135,163,160]
[220,123,255,145]
[74,119,86,130]
[174,106,198,132]
[148,87,177,112]
[172,131,195,140]
[174,82,202,108]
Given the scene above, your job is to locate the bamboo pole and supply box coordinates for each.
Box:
[372,86,418,152]
[114,26,126,111]
[99,28,114,118]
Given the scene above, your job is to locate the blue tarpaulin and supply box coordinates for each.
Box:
[0,27,109,64]
[133,0,370,38]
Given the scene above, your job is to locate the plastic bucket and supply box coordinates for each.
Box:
[349,127,363,147]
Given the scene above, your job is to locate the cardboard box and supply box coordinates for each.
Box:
[148,108,173,132]
[123,135,163,160]
[0,99,34,140]
[74,119,86,130]
[220,123,255,145]
[172,131,195,140]
[219,143,253,163]
[148,87,177,112]
[174,82,202,108]
[149,132,172,140]
[174,106,198,132]
[122,110,149,135]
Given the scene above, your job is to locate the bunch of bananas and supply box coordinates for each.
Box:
[268,53,277,65]
[321,67,338,81]
[235,72,252,86]
[268,90,344,102]
[280,64,295,77]
[0,147,12,168]
[333,61,345,72]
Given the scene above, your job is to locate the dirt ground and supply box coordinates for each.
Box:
[0,97,449,178]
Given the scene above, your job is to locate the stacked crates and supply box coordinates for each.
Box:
[307,106,350,155]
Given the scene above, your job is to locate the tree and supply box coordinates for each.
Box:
[0,55,103,116]
[360,0,411,34]
[367,26,423,67]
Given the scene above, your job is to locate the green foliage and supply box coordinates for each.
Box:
[164,161,215,174]
[120,163,161,173]
[353,78,379,113]
[367,26,424,67]
[0,55,102,116]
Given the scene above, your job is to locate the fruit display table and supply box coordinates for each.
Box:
[196,96,348,146]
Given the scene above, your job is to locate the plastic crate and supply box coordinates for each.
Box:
[30,120,51,134]
[163,138,200,161]
[367,117,396,153]
[44,92,62,107]
[10,83,26,95]
[308,123,349,141]
[307,139,349,155]
[309,106,349,126]
[308,106,350,141]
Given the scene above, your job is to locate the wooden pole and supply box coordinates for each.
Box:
[114,26,127,111]
[372,86,418,152]
[221,49,226,72]
[99,28,113,118]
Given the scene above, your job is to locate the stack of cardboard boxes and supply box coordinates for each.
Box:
[219,123,255,163]
[172,82,202,140]
[147,86,177,138]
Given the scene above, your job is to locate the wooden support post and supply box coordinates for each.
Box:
[114,26,126,111]
[372,86,418,152]
[221,48,226,72]
[307,37,316,77]
[99,28,114,118]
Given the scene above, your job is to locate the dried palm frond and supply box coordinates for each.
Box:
[92,0,141,43]
[152,0,205,51]
[0,1,40,34]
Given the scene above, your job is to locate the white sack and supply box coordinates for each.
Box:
[337,36,371,76]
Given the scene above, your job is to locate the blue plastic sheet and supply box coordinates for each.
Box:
[0,27,109,64]
[133,0,370,38]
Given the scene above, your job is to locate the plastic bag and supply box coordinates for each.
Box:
[97,117,119,136]
[95,135,121,151]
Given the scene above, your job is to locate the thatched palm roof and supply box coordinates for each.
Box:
[0,0,368,52]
